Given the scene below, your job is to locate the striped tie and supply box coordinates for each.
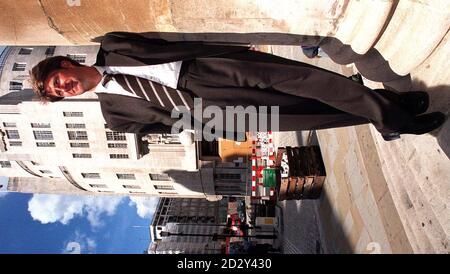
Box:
[102,72,195,111]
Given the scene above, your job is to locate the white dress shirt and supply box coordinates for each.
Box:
[91,62,183,98]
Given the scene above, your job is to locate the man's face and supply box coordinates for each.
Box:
[44,61,89,98]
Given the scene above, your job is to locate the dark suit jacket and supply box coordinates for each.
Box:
[94,31,250,138]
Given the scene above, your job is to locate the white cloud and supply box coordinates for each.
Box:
[128,197,159,218]
[62,231,97,254]
[28,194,124,228]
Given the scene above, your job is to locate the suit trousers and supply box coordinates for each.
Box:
[177,50,414,134]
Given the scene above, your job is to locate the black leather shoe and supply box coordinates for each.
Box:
[399,91,429,115]
[382,112,446,141]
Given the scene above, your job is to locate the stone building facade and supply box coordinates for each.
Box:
[148,197,228,254]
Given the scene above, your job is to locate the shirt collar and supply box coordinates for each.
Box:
[91,66,108,93]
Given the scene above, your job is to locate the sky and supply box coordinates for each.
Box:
[0,176,159,254]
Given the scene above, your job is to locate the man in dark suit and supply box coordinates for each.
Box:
[30,31,445,141]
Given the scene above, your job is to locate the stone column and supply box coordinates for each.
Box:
[1,0,448,84]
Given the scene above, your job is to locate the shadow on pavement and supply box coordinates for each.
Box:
[279,184,354,254]
[410,80,450,158]
[315,187,354,254]
[279,199,321,254]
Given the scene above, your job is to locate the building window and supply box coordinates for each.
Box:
[45,46,56,56]
[33,130,53,140]
[106,131,126,141]
[63,112,83,117]
[6,130,20,139]
[97,190,114,193]
[89,184,107,188]
[9,81,23,91]
[73,153,92,158]
[70,143,89,148]
[116,174,136,180]
[154,185,174,190]
[39,170,52,174]
[0,161,12,168]
[216,173,241,180]
[12,63,26,71]
[67,131,88,140]
[187,216,197,223]
[31,123,51,128]
[36,142,55,147]
[158,191,176,195]
[109,154,129,159]
[200,140,219,157]
[167,216,177,223]
[66,54,87,64]
[129,191,146,194]
[82,173,101,179]
[18,48,33,55]
[107,143,127,148]
[3,122,16,127]
[66,123,86,129]
[122,185,141,189]
[214,185,242,194]
[9,141,22,146]
[149,173,171,181]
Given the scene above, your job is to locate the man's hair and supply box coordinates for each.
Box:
[29,56,82,103]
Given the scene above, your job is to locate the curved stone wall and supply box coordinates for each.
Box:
[1,0,448,77]
[373,0,450,75]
